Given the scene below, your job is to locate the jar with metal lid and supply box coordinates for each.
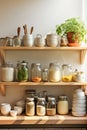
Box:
[26,97,35,116]
[36,97,46,116]
[62,64,73,82]
[17,61,29,82]
[49,63,61,82]
[1,62,14,82]
[57,95,69,115]
[31,63,41,82]
[47,96,56,116]
[42,68,48,82]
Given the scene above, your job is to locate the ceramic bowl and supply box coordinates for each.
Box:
[72,111,86,117]
[14,106,23,115]
[72,107,86,112]
[10,110,17,117]
[0,103,11,116]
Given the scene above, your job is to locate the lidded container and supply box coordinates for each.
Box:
[47,96,56,116]
[62,64,73,82]
[31,63,41,82]
[1,62,14,82]
[42,68,48,82]
[26,97,35,116]
[17,61,29,82]
[57,95,69,115]
[49,62,61,82]
[36,97,46,116]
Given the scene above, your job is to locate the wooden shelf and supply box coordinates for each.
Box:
[0,46,87,64]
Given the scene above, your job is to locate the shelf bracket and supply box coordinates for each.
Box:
[0,84,6,96]
[80,50,86,64]
[0,50,6,65]
[81,85,87,95]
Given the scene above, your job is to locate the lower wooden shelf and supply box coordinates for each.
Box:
[0,114,87,128]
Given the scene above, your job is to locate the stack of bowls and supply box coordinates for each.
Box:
[72,88,86,117]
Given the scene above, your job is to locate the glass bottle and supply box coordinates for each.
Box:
[62,64,73,82]
[57,95,69,115]
[26,97,35,116]
[31,63,41,82]
[17,61,29,82]
[36,97,46,116]
[42,68,48,82]
[49,63,61,82]
[47,96,56,116]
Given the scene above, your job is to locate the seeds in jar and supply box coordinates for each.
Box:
[36,105,46,116]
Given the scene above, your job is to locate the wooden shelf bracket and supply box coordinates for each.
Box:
[0,84,6,96]
[80,50,87,64]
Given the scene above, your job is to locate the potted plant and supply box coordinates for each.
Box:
[56,17,87,46]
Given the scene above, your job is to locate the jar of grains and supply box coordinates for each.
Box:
[26,97,35,116]
[49,63,61,82]
[36,97,46,116]
[57,95,69,115]
[47,96,56,116]
[1,62,14,82]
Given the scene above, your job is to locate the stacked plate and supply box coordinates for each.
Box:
[72,88,86,117]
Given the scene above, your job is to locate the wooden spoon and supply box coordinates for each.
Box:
[30,26,34,34]
[17,27,21,37]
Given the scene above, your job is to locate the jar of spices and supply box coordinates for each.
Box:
[31,63,41,82]
[1,62,14,82]
[26,97,35,116]
[57,95,69,115]
[36,97,46,116]
[49,63,61,82]
[47,96,56,116]
[62,64,73,82]
[42,68,48,82]
[17,61,29,82]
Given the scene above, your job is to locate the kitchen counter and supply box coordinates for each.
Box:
[0,114,87,129]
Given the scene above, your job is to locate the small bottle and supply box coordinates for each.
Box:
[47,96,56,116]
[26,97,35,116]
[57,95,69,115]
[42,68,48,82]
[36,97,46,116]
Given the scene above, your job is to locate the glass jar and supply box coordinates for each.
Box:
[42,68,48,82]
[57,95,69,115]
[47,97,56,116]
[17,61,29,82]
[26,97,35,116]
[49,63,61,82]
[62,64,73,82]
[36,97,46,116]
[1,62,14,82]
[31,63,41,82]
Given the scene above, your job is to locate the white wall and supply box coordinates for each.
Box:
[0,0,86,110]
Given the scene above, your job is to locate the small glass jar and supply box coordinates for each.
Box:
[36,97,46,116]
[31,63,41,82]
[62,64,73,82]
[42,68,48,82]
[47,97,56,116]
[26,97,35,116]
[17,61,29,82]
[57,95,69,115]
[1,62,14,82]
[49,63,61,82]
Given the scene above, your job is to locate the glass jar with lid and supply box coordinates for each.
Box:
[57,95,69,115]
[42,68,48,82]
[36,97,46,116]
[47,96,56,116]
[49,62,61,82]
[62,64,73,82]
[1,62,14,82]
[26,97,35,116]
[17,61,29,82]
[31,63,41,82]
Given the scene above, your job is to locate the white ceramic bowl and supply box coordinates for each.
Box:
[0,103,11,116]
[72,107,86,112]
[10,110,17,117]
[14,106,23,115]
[72,111,86,117]
[72,103,86,108]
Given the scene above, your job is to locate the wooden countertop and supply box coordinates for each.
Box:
[0,114,87,128]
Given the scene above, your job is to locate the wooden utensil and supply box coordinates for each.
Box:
[30,26,34,34]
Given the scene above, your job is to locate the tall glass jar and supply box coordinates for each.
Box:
[62,64,73,82]
[31,63,41,82]
[57,95,69,115]
[42,68,48,82]
[36,97,46,116]
[26,97,35,116]
[49,63,61,82]
[47,96,56,116]
[17,61,29,82]
[1,62,14,82]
